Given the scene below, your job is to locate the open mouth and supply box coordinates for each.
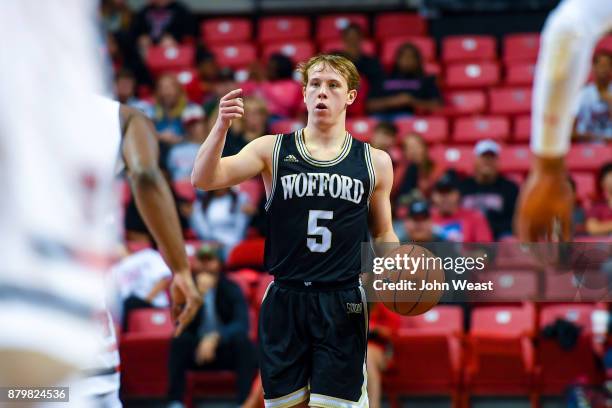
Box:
[315,103,328,110]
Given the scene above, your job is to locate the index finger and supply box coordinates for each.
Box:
[221,88,243,101]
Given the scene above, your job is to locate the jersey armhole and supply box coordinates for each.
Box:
[264,134,283,212]
[364,143,376,206]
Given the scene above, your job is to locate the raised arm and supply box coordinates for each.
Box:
[191,89,271,191]
[119,104,200,336]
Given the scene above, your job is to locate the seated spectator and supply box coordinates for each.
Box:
[111,246,171,332]
[430,173,493,243]
[459,140,519,240]
[101,0,132,35]
[394,199,445,243]
[195,46,221,104]
[167,244,257,408]
[132,0,196,54]
[153,74,188,162]
[167,105,206,181]
[367,43,442,120]
[242,53,302,120]
[574,52,612,142]
[394,133,442,201]
[190,188,253,259]
[367,303,400,408]
[114,69,154,117]
[371,121,400,162]
[586,162,612,236]
[568,176,587,236]
[223,96,270,157]
[337,23,384,90]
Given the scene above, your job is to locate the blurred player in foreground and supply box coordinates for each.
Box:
[515,0,612,241]
[192,54,398,408]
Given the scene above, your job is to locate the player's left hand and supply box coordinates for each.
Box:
[170,271,202,337]
[514,156,573,242]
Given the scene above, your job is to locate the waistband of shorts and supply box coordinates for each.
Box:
[273,275,360,292]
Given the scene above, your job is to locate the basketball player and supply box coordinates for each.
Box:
[192,54,398,408]
[516,0,612,241]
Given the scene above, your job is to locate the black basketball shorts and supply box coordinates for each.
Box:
[258,277,369,408]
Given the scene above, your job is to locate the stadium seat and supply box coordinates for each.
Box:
[513,115,531,143]
[571,171,597,204]
[543,267,609,303]
[445,62,500,89]
[493,236,540,269]
[384,306,463,406]
[210,43,257,69]
[184,371,236,408]
[346,117,378,142]
[503,33,540,63]
[505,62,535,86]
[176,68,204,103]
[226,238,266,270]
[126,309,174,335]
[236,178,264,207]
[258,16,310,44]
[270,119,305,134]
[442,35,497,63]
[201,18,251,45]
[320,38,376,56]
[173,179,196,202]
[429,145,475,173]
[146,45,195,76]
[395,116,448,144]
[452,116,510,143]
[566,144,612,171]
[464,304,537,402]
[498,145,532,173]
[537,304,602,395]
[381,36,436,70]
[120,333,171,397]
[374,12,428,40]
[440,90,487,116]
[262,40,315,64]
[254,274,275,310]
[471,269,538,302]
[316,14,369,42]
[226,272,253,302]
[489,87,532,115]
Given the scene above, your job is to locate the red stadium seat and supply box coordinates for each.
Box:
[374,12,428,40]
[503,33,540,63]
[262,41,315,64]
[505,62,535,86]
[397,305,464,336]
[237,178,264,207]
[258,16,310,44]
[513,115,531,143]
[226,272,253,302]
[127,309,173,335]
[146,45,195,76]
[210,43,257,69]
[429,145,475,173]
[489,87,532,115]
[464,304,537,402]
[595,35,612,54]
[173,179,196,202]
[537,304,602,395]
[254,274,274,309]
[226,238,265,270]
[472,270,538,302]
[176,68,204,103]
[395,116,448,143]
[201,18,251,45]
[346,117,378,142]
[440,90,487,116]
[442,35,497,63]
[381,36,436,70]
[316,14,369,41]
[120,333,171,397]
[270,119,305,134]
[320,38,376,56]
[571,172,597,204]
[424,62,442,76]
[445,62,500,89]
[567,144,612,171]
[452,116,510,143]
[543,268,609,303]
[185,371,236,408]
[498,145,532,173]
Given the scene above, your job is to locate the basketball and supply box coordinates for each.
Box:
[375,244,445,316]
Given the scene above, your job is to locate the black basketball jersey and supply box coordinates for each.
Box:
[263,129,375,282]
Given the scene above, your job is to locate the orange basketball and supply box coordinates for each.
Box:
[373,244,445,316]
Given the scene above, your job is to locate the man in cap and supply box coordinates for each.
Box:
[395,199,443,243]
[166,104,207,181]
[460,139,519,239]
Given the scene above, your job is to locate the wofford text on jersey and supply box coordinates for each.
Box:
[280,172,365,204]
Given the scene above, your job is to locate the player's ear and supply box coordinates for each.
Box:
[302,86,307,103]
[346,89,357,106]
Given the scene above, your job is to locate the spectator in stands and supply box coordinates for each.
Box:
[114,69,154,117]
[132,0,196,54]
[337,23,385,90]
[367,43,442,119]
[568,176,587,236]
[430,172,493,243]
[100,0,132,35]
[395,133,441,201]
[111,246,171,332]
[586,162,612,236]
[394,199,445,243]
[167,105,207,181]
[242,53,302,121]
[459,140,519,240]
[153,74,188,162]
[574,52,612,142]
[195,46,221,104]
[371,121,399,157]
[190,188,254,259]
[167,244,257,408]
[367,302,400,408]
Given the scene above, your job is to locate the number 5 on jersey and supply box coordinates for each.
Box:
[307,210,333,252]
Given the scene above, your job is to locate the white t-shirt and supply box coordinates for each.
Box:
[575,83,612,141]
[111,249,172,307]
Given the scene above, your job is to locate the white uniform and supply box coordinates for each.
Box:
[531,0,612,157]
[0,0,121,381]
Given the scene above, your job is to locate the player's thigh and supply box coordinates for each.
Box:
[309,287,368,407]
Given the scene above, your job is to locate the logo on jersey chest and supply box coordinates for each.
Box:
[280,172,365,204]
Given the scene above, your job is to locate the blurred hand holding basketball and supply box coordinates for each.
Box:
[515,156,573,242]
[216,88,244,130]
[170,271,203,337]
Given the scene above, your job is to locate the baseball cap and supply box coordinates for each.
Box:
[474,139,500,156]
[434,173,459,192]
[181,104,204,125]
[196,243,220,260]
[408,200,430,219]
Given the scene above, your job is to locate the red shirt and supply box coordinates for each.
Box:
[586,201,612,222]
[431,208,493,243]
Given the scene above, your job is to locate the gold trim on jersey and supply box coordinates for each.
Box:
[364,144,376,205]
[265,134,283,212]
[295,128,352,167]
[264,385,309,408]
